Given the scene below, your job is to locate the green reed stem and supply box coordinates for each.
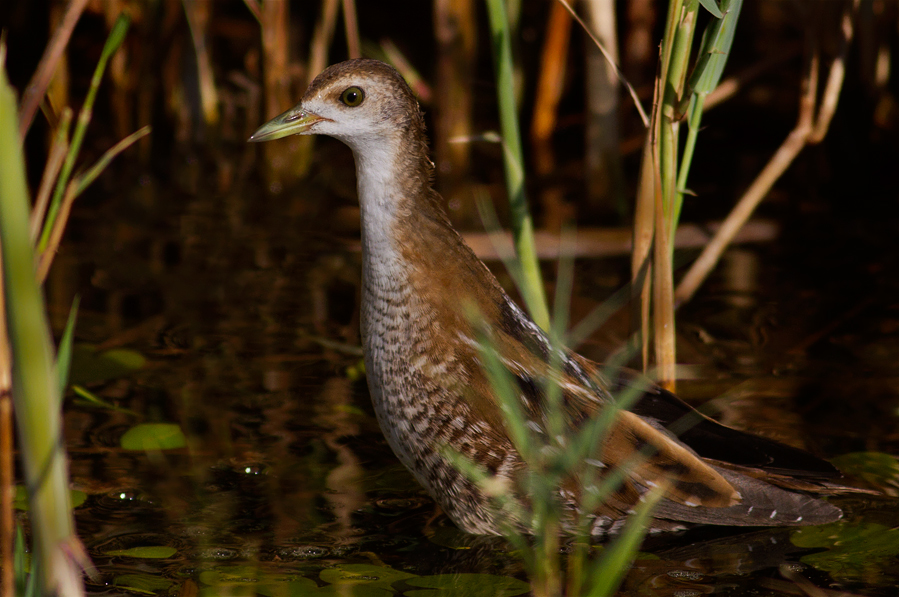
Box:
[0,62,82,597]
[484,0,550,331]
[37,14,130,253]
[675,0,743,229]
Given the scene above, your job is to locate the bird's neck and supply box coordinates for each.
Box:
[349,130,445,283]
[348,127,508,356]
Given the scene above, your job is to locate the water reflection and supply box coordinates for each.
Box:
[53,164,899,595]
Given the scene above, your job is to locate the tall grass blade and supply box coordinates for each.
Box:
[30,108,71,242]
[14,522,35,597]
[55,296,80,400]
[676,0,743,226]
[585,485,666,597]
[72,126,151,197]
[38,14,130,253]
[473,317,536,463]
[484,0,550,331]
[0,62,85,597]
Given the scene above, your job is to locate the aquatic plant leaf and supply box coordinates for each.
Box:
[14,523,33,597]
[69,344,146,385]
[197,566,263,586]
[698,0,724,19]
[113,573,173,594]
[300,584,393,596]
[255,578,321,596]
[831,452,899,495]
[120,423,186,451]
[71,385,140,415]
[14,486,86,510]
[791,521,899,580]
[320,563,418,590]
[55,296,80,399]
[404,573,530,596]
[197,570,383,597]
[262,576,393,596]
[103,545,177,559]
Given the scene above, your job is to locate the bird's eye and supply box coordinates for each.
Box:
[340,86,365,107]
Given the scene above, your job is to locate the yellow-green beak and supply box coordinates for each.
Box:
[248,106,327,142]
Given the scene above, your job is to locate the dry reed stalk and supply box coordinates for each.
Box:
[463,219,778,260]
[30,109,72,242]
[309,0,340,83]
[531,1,571,231]
[184,0,219,127]
[18,0,89,140]
[583,0,624,214]
[260,0,310,182]
[341,0,361,58]
[623,0,655,84]
[675,0,860,305]
[433,0,477,223]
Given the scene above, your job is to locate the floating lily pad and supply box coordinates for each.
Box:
[197,566,264,586]
[831,452,899,494]
[104,545,177,559]
[113,573,173,594]
[14,486,86,510]
[404,573,530,596]
[198,568,393,597]
[120,423,186,451]
[69,344,146,385]
[319,563,417,591]
[792,521,899,580]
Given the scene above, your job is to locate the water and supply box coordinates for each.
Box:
[42,148,899,595]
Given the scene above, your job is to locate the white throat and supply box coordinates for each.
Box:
[347,135,411,291]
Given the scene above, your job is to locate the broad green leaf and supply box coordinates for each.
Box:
[14,486,85,510]
[255,578,320,596]
[792,521,899,580]
[14,486,27,510]
[120,423,186,451]
[69,344,146,385]
[70,489,86,508]
[113,573,173,594]
[831,452,899,493]
[690,0,743,96]
[405,573,529,596]
[199,568,394,597]
[320,563,417,590]
[698,0,723,18]
[104,545,177,559]
[198,566,264,586]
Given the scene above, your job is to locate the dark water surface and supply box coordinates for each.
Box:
[46,141,899,597]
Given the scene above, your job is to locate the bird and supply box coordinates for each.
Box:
[250,58,856,537]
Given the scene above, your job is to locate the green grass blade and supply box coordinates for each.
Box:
[55,296,80,399]
[689,0,743,96]
[14,522,31,597]
[473,321,536,463]
[484,0,549,331]
[38,14,130,252]
[1,61,84,597]
[676,0,742,226]
[585,485,665,597]
[72,126,150,197]
[698,0,723,18]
